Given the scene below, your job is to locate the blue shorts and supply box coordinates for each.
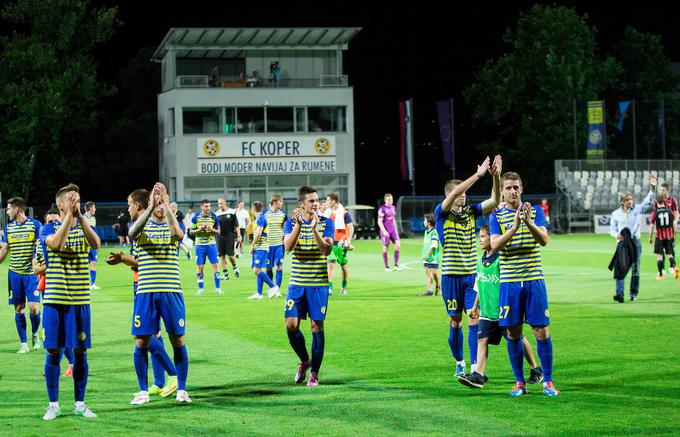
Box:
[252,249,269,269]
[43,304,91,349]
[441,274,477,316]
[8,270,40,305]
[132,292,186,336]
[284,285,329,321]
[267,245,285,267]
[196,244,218,265]
[88,249,98,263]
[498,279,550,328]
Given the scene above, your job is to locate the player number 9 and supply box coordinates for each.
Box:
[134,315,141,328]
[286,299,294,310]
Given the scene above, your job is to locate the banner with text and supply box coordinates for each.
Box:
[587,101,605,159]
[196,136,336,175]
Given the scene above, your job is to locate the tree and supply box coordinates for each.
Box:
[464,4,620,191]
[0,0,118,203]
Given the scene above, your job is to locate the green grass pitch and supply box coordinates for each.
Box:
[1,234,679,435]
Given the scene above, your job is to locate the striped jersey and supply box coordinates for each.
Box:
[191,212,219,245]
[434,202,483,275]
[2,218,41,274]
[84,213,96,228]
[264,208,287,247]
[40,221,91,305]
[135,220,181,294]
[253,214,269,251]
[652,205,675,240]
[283,216,334,286]
[489,205,546,283]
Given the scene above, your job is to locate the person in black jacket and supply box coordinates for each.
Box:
[608,228,637,302]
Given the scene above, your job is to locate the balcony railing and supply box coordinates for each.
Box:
[173,75,349,89]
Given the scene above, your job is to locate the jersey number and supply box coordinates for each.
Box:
[499,306,510,319]
[658,212,671,227]
[134,315,141,328]
[446,299,458,311]
[286,299,295,311]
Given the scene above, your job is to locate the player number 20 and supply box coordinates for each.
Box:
[499,306,510,319]
[134,315,141,328]
[446,299,457,311]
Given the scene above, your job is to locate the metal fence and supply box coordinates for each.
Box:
[174,75,349,89]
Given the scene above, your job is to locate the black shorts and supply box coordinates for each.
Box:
[478,318,503,345]
[654,238,675,255]
[217,234,235,257]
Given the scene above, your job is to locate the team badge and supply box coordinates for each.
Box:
[321,306,327,314]
[178,319,185,328]
[314,138,331,155]
[78,332,87,341]
[544,309,550,318]
[203,139,220,156]
[589,129,602,145]
[34,290,40,297]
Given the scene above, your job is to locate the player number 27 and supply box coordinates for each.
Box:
[446,299,457,311]
[499,306,510,319]
[134,315,141,328]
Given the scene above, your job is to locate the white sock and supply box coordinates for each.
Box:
[74,401,85,409]
[50,402,59,409]
[471,363,477,374]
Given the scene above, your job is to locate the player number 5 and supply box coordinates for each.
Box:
[134,315,141,328]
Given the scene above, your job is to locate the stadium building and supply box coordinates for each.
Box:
[153,27,361,204]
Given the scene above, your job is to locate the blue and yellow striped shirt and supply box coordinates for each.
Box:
[264,208,287,247]
[435,202,483,275]
[253,214,269,251]
[489,205,546,283]
[3,218,41,275]
[135,220,181,294]
[191,212,219,246]
[40,221,91,305]
[284,217,334,286]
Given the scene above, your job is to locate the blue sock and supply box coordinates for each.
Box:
[468,324,479,365]
[29,312,41,336]
[73,352,89,402]
[15,313,27,343]
[266,269,274,281]
[311,331,325,373]
[507,337,525,383]
[64,347,75,365]
[45,353,61,402]
[173,346,189,391]
[276,269,283,287]
[536,337,554,383]
[287,330,310,363]
[197,273,204,290]
[90,270,96,286]
[258,270,276,288]
[149,335,177,383]
[448,326,463,361]
[213,271,220,289]
[257,274,264,295]
[133,346,149,391]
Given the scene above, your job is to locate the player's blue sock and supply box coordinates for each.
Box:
[173,346,189,391]
[448,326,464,361]
[311,331,325,373]
[213,271,220,289]
[29,312,41,336]
[45,353,61,402]
[73,352,89,402]
[150,335,176,377]
[90,270,96,286]
[64,347,75,365]
[197,273,204,291]
[257,274,264,295]
[258,270,276,288]
[133,346,149,391]
[276,269,283,287]
[287,330,310,362]
[468,324,479,365]
[266,269,274,281]
[536,337,554,383]
[507,337,525,383]
[149,337,168,387]
[15,312,27,343]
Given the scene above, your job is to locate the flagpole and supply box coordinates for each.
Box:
[632,99,637,159]
[410,98,416,196]
[450,98,455,179]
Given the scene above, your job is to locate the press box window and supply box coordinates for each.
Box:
[308,107,346,132]
[183,107,220,134]
[237,107,265,133]
[266,107,294,133]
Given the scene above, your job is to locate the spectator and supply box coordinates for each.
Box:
[609,174,656,302]
[540,198,550,228]
[210,64,220,87]
[270,61,281,87]
[116,209,131,246]
[246,71,259,87]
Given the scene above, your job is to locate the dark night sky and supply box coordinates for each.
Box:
[92,0,677,203]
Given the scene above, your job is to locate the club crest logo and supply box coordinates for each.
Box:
[178,319,185,328]
[203,139,220,157]
[314,138,331,155]
[589,129,602,145]
[78,332,87,341]
[544,309,550,318]
[321,306,327,314]
[34,290,40,296]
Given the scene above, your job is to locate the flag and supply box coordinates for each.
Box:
[436,99,454,166]
[587,100,605,159]
[399,99,414,181]
[616,100,631,131]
